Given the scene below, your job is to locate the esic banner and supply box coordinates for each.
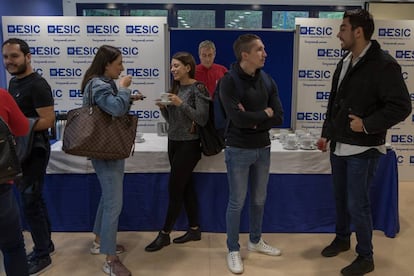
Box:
[2,16,168,133]
[295,18,414,181]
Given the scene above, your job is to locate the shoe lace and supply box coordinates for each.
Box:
[230,252,241,266]
[258,240,274,251]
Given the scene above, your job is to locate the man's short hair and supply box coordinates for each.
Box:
[198,40,216,53]
[233,34,261,62]
[343,9,375,40]
[2,38,31,55]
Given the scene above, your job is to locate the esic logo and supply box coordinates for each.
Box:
[52,89,63,98]
[50,68,82,77]
[86,25,120,34]
[125,25,159,34]
[118,47,139,56]
[69,89,83,98]
[300,26,332,36]
[67,47,99,56]
[317,49,346,58]
[299,70,331,79]
[316,91,330,100]
[410,93,414,101]
[129,110,160,119]
[30,47,60,56]
[8,24,40,34]
[126,68,159,77]
[391,134,414,143]
[397,155,404,164]
[297,112,327,121]
[47,25,80,34]
[395,50,414,59]
[378,28,411,38]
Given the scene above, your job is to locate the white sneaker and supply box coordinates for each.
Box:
[90,241,125,255]
[248,238,281,256]
[227,251,244,274]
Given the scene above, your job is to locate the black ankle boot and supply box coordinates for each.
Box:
[173,228,201,244]
[145,231,170,252]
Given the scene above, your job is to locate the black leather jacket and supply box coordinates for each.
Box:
[322,40,412,147]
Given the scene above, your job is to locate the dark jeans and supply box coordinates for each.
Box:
[17,147,53,258]
[162,139,201,232]
[330,149,381,259]
[0,185,29,276]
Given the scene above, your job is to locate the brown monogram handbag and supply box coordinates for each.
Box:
[62,83,137,160]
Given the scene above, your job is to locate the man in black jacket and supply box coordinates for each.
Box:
[219,34,284,274]
[317,9,412,276]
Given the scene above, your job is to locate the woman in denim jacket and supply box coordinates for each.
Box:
[81,45,143,276]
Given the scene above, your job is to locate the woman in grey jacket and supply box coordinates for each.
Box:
[145,52,210,252]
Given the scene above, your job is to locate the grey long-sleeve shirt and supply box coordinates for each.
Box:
[160,83,210,141]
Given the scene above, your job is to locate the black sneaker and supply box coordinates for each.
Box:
[28,255,52,275]
[321,237,350,257]
[27,242,55,262]
[341,255,374,275]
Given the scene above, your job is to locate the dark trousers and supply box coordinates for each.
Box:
[17,147,53,258]
[0,185,29,276]
[330,149,381,259]
[163,139,201,232]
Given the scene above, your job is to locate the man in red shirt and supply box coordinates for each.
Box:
[195,40,227,98]
[0,88,29,276]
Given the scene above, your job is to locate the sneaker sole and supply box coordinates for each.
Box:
[321,247,350,257]
[29,263,52,276]
[247,246,282,256]
[228,268,244,274]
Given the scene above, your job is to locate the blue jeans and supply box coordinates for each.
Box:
[91,159,125,256]
[225,146,271,252]
[330,150,381,259]
[0,185,29,276]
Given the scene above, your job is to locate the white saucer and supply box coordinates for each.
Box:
[283,145,298,150]
[136,138,145,143]
[300,145,316,150]
[156,100,172,105]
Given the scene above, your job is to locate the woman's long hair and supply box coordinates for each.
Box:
[81,45,121,92]
[169,51,196,95]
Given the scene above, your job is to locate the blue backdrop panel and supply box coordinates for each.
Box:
[170,29,294,129]
[34,150,398,238]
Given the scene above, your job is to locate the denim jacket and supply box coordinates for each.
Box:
[82,76,131,117]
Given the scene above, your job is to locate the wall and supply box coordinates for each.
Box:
[62,0,366,16]
[368,2,414,19]
[0,0,63,88]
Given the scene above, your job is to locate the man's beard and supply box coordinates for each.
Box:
[7,63,27,76]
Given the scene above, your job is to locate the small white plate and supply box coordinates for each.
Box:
[156,100,172,105]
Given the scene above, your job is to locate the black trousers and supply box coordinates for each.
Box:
[163,139,201,232]
[0,184,29,275]
[17,147,53,258]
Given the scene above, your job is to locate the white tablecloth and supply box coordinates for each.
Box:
[47,133,331,174]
